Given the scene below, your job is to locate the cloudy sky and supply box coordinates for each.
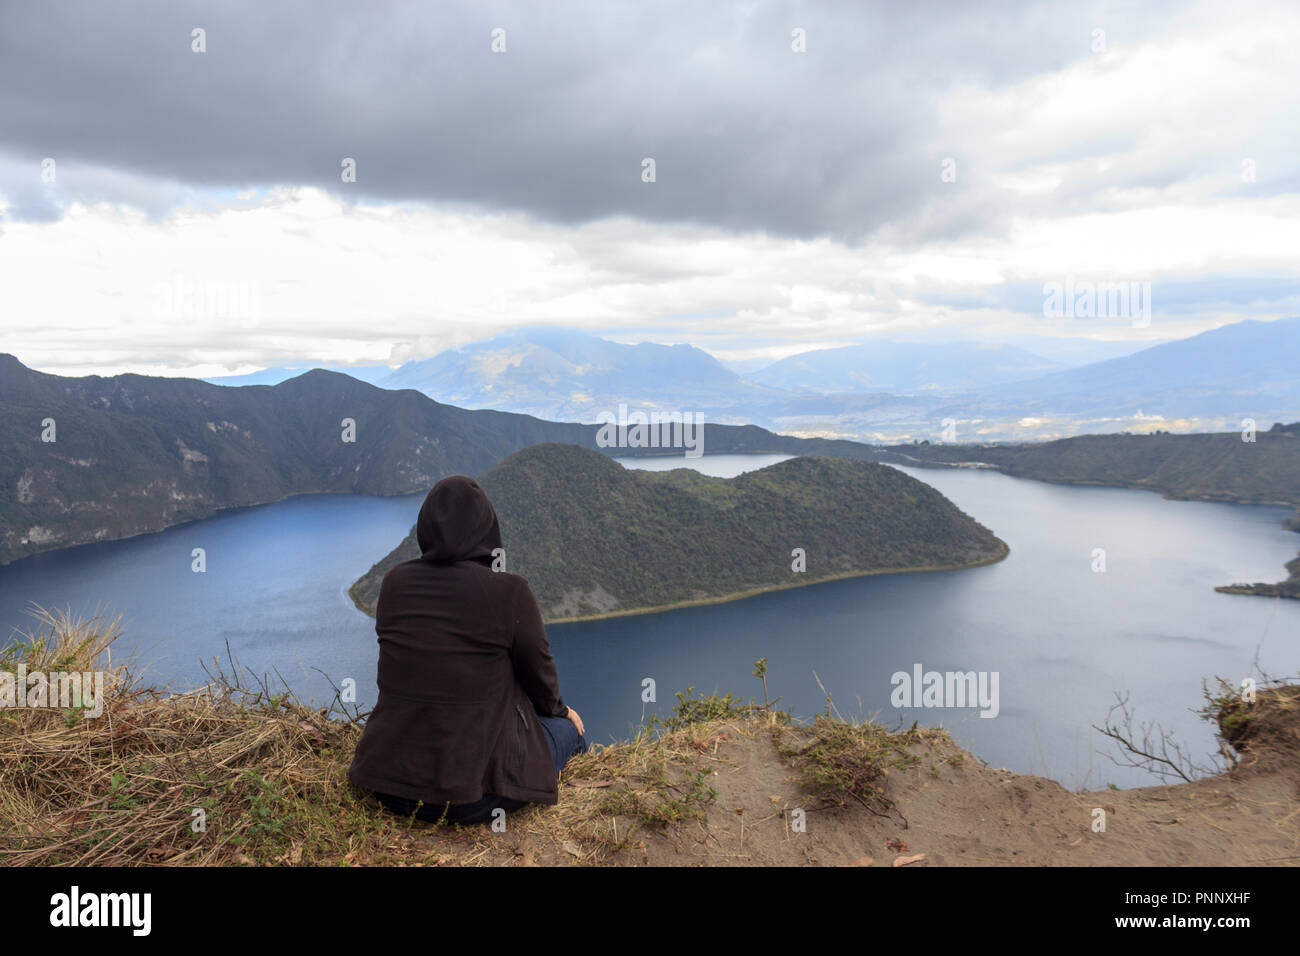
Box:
[2,0,1298,377]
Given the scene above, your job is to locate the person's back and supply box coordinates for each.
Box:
[348,475,585,824]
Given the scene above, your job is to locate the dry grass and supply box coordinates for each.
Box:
[771,715,943,827]
[0,607,384,865]
[519,716,741,860]
[1205,676,1300,769]
[0,612,801,866]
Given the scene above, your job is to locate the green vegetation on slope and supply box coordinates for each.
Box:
[0,356,599,565]
[350,443,1007,622]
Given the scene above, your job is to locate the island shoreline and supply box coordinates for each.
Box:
[349,539,1012,625]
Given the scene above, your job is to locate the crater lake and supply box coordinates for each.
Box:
[1,453,1296,789]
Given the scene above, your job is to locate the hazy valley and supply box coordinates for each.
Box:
[206,318,1300,443]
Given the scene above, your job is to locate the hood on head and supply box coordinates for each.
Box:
[416,475,502,563]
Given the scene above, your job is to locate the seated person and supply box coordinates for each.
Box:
[349,475,586,825]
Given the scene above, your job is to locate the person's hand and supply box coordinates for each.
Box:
[566,706,585,736]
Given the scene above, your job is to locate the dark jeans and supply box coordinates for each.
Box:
[538,712,588,776]
[377,712,587,825]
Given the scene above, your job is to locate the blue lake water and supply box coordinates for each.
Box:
[1,453,1297,789]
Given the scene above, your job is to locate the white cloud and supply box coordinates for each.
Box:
[4,2,1299,375]
[3,177,1298,377]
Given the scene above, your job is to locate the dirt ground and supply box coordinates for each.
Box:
[463,690,1300,867]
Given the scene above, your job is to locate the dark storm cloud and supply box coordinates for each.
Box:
[0,0,1189,239]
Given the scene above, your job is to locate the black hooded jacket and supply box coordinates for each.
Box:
[348,475,569,807]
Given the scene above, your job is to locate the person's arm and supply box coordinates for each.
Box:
[509,579,568,718]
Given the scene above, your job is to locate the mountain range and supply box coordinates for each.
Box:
[934,318,1300,426]
[201,318,1300,442]
[379,327,788,424]
[747,341,1061,393]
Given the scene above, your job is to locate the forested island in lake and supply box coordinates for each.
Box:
[349,443,1008,622]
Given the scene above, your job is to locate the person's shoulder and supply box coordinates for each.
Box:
[383,558,532,597]
[471,564,531,590]
[472,567,536,603]
[384,557,428,577]
[379,557,429,589]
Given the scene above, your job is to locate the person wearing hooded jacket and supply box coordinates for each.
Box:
[348,474,587,825]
